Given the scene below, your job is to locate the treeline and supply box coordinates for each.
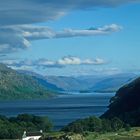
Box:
[62,116,130,133]
[0,114,52,139]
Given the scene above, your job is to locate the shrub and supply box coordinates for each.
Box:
[0,114,53,139]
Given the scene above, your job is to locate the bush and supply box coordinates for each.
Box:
[101,119,112,132]
[125,124,131,131]
[62,116,125,133]
[111,117,124,131]
[88,116,102,132]
[0,114,53,139]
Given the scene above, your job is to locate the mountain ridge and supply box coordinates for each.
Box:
[101,76,140,126]
[0,64,56,100]
[18,70,138,92]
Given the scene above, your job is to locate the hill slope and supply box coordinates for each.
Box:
[0,64,55,100]
[45,76,90,91]
[18,70,138,92]
[101,77,140,126]
[91,73,136,92]
[18,70,63,91]
[45,74,137,92]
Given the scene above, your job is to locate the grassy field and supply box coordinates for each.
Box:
[43,127,140,140]
[83,127,140,140]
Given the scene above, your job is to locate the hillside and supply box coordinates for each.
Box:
[101,77,140,126]
[45,76,90,91]
[18,71,93,91]
[18,70,63,91]
[45,74,137,92]
[91,73,136,93]
[0,64,55,100]
[18,70,138,92]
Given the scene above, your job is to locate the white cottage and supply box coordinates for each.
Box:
[22,130,43,140]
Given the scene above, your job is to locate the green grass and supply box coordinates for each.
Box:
[42,127,140,140]
[84,127,140,140]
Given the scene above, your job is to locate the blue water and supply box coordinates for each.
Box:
[0,93,114,130]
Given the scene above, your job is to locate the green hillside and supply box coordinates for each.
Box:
[101,77,140,126]
[0,64,55,100]
[45,73,137,92]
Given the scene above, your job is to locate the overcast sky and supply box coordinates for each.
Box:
[0,0,140,76]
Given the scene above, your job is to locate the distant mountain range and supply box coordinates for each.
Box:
[19,70,138,93]
[0,64,56,100]
[0,63,139,100]
[19,71,91,91]
[46,74,138,92]
[90,73,137,93]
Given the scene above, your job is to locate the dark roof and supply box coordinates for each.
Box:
[26,132,42,137]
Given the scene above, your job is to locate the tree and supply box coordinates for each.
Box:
[101,119,112,132]
[0,114,53,139]
[111,117,124,131]
[88,117,102,132]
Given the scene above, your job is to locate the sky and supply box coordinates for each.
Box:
[0,0,140,76]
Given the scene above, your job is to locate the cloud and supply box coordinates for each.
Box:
[58,56,106,65]
[0,26,30,53]
[0,0,138,53]
[1,56,107,69]
[0,0,139,26]
[0,24,122,53]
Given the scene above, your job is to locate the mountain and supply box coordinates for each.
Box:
[18,70,138,92]
[101,77,140,126]
[0,64,55,100]
[18,70,63,91]
[90,73,137,92]
[45,74,137,92]
[18,72,93,91]
[45,76,91,91]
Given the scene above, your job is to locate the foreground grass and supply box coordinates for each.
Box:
[83,127,140,140]
[42,127,140,140]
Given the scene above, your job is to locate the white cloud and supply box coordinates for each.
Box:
[0,24,122,53]
[1,56,107,69]
[83,58,106,65]
[58,56,107,65]
[0,0,136,54]
[58,56,81,65]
